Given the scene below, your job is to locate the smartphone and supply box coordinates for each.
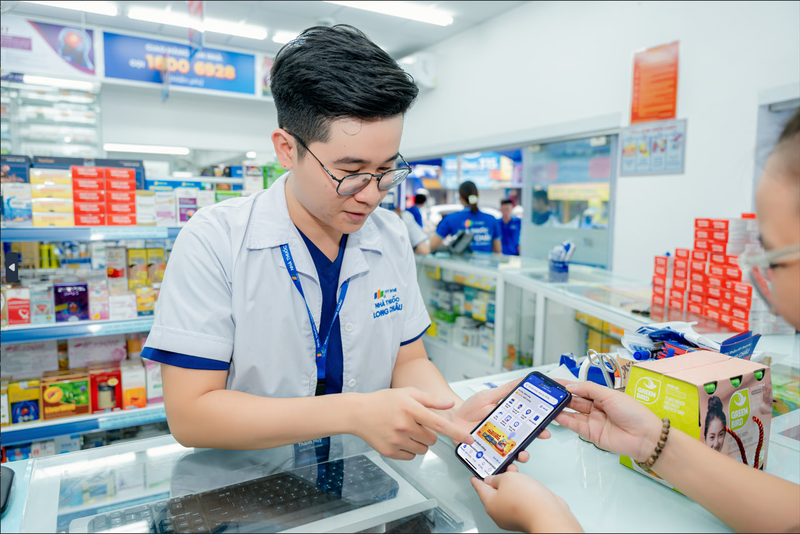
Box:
[455,371,571,479]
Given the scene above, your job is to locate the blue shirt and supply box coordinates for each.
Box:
[142,230,349,398]
[436,208,501,253]
[406,205,423,227]
[500,217,521,256]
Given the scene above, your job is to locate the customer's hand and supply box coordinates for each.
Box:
[555,380,662,462]
[352,387,474,460]
[471,472,583,533]
[451,379,552,468]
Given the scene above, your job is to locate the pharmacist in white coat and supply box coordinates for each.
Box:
[142,25,539,464]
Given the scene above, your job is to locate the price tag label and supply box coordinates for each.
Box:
[88,318,154,336]
[98,406,166,430]
[91,227,168,241]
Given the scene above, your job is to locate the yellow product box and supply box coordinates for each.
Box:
[146,249,166,284]
[32,198,75,214]
[621,352,772,488]
[121,360,147,409]
[127,249,148,290]
[136,287,154,317]
[31,183,73,199]
[30,168,73,185]
[8,378,41,424]
[1,378,9,427]
[33,212,75,227]
[41,369,91,420]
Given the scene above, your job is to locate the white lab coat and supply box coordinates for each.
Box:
[145,174,430,398]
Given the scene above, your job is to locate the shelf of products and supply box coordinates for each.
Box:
[1,318,155,344]
[0,226,178,242]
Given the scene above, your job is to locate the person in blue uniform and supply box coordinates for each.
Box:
[406,193,426,227]
[430,181,501,253]
[499,199,521,256]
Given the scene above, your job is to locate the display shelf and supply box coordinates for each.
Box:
[1,403,166,447]
[0,226,181,242]
[1,317,154,344]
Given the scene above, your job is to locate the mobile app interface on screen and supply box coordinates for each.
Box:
[458,374,568,478]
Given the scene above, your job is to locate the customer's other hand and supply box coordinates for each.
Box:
[451,379,553,468]
[555,380,662,462]
[471,471,583,533]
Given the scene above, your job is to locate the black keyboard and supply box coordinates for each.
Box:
[82,454,399,533]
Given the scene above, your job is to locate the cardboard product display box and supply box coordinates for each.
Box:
[89,364,123,414]
[621,352,772,489]
[40,369,91,420]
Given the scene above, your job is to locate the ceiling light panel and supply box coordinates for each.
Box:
[127,7,267,40]
[324,1,453,26]
[24,1,119,17]
[104,143,190,155]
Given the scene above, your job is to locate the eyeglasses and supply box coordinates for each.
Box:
[738,243,800,309]
[285,131,411,196]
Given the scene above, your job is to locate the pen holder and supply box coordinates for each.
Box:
[548,260,569,282]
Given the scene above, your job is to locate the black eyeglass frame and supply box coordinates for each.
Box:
[285,130,412,197]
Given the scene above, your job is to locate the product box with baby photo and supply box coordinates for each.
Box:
[621,351,772,488]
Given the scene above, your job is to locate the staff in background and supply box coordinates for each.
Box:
[531,188,558,226]
[430,181,502,254]
[406,193,427,227]
[499,199,521,256]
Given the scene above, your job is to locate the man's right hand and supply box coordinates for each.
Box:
[351,387,474,460]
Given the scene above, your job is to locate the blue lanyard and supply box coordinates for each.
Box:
[281,244,350,380]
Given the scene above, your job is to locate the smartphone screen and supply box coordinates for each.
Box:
[456,372,570,479]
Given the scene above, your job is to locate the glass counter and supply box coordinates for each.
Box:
[6,366,799,533]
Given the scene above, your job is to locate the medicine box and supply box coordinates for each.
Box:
[54,282,89,322]
[73,189,106,203]
[68,334,128,368]
[621,352,771,489]
[135,191,157,226]
[2,183,33,227]
[144,360,163,403]
[110,294,138,320]
[155,191,176,226]
[89,278,110,320]
[30,283,55,325]
[7,286,31,325]
[176,188,198,225]
[121,360,147,409]
[107,213,137,226]
[1,379,9,427]
[72,166,104,179]
[75,213,107,226]
[31,183,73,199]
[41,369,91,420]
[1,340,59,380]
[106,247,128,279]
[89,364,123,414]
[136,287,154,317]
[127,249,149,290]
[33,212,75,227]
[1,285,8,327]
[32,198,74,213]
[9,379,41,424]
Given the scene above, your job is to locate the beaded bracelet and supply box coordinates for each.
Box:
[636,417,670,470]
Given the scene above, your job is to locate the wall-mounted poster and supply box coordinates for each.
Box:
[620,118,687,176]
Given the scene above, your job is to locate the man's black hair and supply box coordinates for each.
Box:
[500,199,514,206]
[414,193,427,206]
[270,25,419,159]
[533,189,549,205]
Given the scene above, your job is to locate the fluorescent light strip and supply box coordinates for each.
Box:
[272,31,299,44]
[22,75,96,91]
[24,1,119,17]
[104,143,190,156]
[172,171,194,178]
[127,7,267,40]
[324,1,453,26]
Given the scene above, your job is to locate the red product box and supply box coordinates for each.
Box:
[691,250,709,262]
[707,296,721,308]
[707,286,723,299]
[695,240,710,250]
[107,213,137,226]
[106,179,136,192]
[730,282,752,296]
[732,294,753,309]
[720,314,732,326]
[711,219,735,231]
[708,276,725,288]
[675,249,691,260]
[650,305,667,322]
[105,167,136,181]
[652,294,666,306]
[690,282,706,295]
[690,271,707,284]
[73,177,106,191]
[709,264,726,278]
[654,256,670,268]
[730,319,750,332]
[74,202,106,215]
[688,302,704,315]
[695,229,711,240]
[653,285,667,297]
[726,255,740,267]
[71,166,104,179]
[674,269,689,280]
[710,242,727,254]
[654,265,671,277]
[724,280,735,290]
[688,293,706,305]
[674,259,689,271]
[106,202,136,215]
[107,191,136,204]
[89,364,123,414]
[73,189,106,203]
[75,213,107,226]
[673,278,688,291]
[731,307,750,321]
[652,276,668,287]
[725,267,742,281]
[712,230,729,242]
[710,253,727,265]
[669,288,685,301]
[695,218,711,229]
[690,261,707,273]
[669,298,685,310]
[705,306,721,321]
[721,301,733,313]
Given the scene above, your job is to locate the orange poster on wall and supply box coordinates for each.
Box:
[631,41,679,124]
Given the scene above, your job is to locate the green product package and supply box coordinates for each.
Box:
[215,191,242,203]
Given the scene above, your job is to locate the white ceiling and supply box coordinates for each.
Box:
[5,1,528,58]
